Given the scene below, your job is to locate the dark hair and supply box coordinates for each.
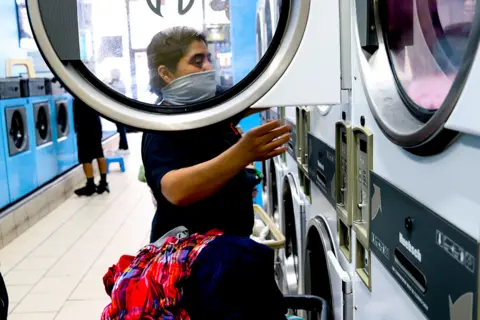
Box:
[147,27,207,96]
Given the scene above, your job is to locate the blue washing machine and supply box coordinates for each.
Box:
[30,96,58,186]
[1,98,38,202]
[52,95,77,173]
[0,105,10,208]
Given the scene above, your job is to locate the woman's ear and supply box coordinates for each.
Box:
[158,65,172,85]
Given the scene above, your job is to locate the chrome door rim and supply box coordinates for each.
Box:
[352,0,480,153]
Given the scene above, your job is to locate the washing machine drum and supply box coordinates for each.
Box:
[11,112,25,149]
[56,102,69,138]
[35,104,52,145]
[6,107,29,156]
[25,0,297,131]
[355,0,479,155]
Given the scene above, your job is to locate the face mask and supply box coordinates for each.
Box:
[161,70,217,106]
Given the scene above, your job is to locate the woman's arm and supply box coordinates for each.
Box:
[161,146,247,206]
[161,120,290,206]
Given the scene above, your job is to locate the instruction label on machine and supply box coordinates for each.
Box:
[307,133,336,207]
[369,172,478,320]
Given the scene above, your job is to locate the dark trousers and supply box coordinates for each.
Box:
[116,123,129,150]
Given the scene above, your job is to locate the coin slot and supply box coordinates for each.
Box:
[338,220,351,261]
[356,239,371,290]
[394,248,427,294]
[316,170,326,187]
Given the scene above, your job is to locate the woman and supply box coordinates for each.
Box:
[140,26,290,318]
[142,26,290,242]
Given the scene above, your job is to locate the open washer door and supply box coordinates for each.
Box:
[27,0,343,131]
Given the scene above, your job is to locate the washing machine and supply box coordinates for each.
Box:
[274,106,308,297]
[28,0,351,310]
[269,107,288,224]
[53,95,77,173]
[30,96,58,186]
[1,98,38,202]
[299,103,355,320]
[0,110,10,209]
[256,0,281,218]
[350,0,480,319]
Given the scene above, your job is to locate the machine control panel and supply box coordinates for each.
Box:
[296,107,311,200]
[307,133,336,207]
[279,108,287,163]
[369,172,479,320]
[352,126,373,246]
[335,121,354,262]
[335,121,353,225]
[352,126,373,290]
[286,118,297,160]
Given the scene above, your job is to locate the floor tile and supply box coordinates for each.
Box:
[55,300,109,320]
[0,134,150,317]
[8,313,57,320]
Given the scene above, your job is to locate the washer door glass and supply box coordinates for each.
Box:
[11,111,25,149]
[26,0,298,131]
[57,104,68,135]
[37,106,49,140]
[354,0,479,155]
[384,0,476,116]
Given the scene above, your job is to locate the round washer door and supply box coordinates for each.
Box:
[26,0,344,131]
[36,105,49,141]
[354,0,480,155]
[11,110,26,150]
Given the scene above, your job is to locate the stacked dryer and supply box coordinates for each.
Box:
[350,0,480,319]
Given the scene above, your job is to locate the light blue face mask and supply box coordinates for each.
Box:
[161,70,217,106]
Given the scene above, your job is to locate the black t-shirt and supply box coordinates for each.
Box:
[72,98,102,134]
[141,116,254,242]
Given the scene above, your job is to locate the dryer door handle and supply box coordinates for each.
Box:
[326,251,353,320]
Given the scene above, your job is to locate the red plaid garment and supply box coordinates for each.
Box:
[101,229,224,320]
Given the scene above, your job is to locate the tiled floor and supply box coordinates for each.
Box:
[1,133,154,319]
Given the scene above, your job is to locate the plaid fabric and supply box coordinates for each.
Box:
[101,229,223,320]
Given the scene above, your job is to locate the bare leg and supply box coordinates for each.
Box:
[83,163,94,178]
[97,157,107,175]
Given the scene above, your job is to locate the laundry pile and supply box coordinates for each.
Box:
[101,228,223,320]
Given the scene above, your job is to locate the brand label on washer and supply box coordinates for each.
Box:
[399,232,422,262]
[369,172,478,320]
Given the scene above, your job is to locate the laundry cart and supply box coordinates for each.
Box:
[252,204,328,320]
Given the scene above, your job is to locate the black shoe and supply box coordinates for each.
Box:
[74,184,97,196]
[97,182,110,194]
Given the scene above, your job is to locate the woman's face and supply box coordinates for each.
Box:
[159,40,213,85]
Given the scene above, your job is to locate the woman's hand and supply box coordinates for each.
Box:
[232,120,291,165]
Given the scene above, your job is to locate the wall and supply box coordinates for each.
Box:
[229,0,263,206]
[0,0,28,78]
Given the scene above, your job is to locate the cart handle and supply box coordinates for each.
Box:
[6,58,36,78]
[252,204,286,250]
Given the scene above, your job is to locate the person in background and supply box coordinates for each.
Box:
[108,68,130,155]
[73,97,110,196]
